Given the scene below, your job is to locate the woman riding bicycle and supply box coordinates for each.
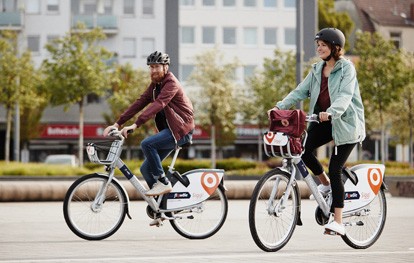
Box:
[269,28,366,236]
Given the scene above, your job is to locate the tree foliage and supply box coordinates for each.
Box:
[188,49,239,166]
[42,24,112,165]
[0,31,43,161]
[241,49,296,128]
[318,0,354,50]
[354,31,406,162]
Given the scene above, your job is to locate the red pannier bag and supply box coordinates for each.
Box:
[268,109,306,137]
[264,109,307,157]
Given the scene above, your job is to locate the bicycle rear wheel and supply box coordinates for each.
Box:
[170,185,228,239]
[249,169,299,252]
[63,173,128,240]
[342,188,387,249]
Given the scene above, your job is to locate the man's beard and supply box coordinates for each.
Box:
[151,71,165,83]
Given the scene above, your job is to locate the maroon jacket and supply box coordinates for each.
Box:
[116,72,195,142]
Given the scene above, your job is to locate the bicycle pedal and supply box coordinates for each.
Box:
[324,229,342,236]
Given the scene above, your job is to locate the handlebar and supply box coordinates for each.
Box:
[305,114,332,123]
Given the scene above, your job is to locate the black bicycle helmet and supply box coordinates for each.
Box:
[314,28,345,48]
[147,51,170,65]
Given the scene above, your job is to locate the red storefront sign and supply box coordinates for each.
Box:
[39,124,263,140]
[40,124,105,139]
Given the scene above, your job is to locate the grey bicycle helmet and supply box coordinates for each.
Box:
[147,51,170,65]
[314,28,345,48]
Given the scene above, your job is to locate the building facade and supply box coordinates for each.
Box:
[0,0,319,162]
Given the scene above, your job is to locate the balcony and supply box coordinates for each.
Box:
[71,14,118,34]
[0,12,23,30]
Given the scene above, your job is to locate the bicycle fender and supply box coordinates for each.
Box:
[165,169,225,210]
[343,164,385,213]
[96,173,132,220]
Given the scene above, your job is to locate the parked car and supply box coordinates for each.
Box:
[44,154,79,167]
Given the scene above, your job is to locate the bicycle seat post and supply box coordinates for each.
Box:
[168,146,182,173]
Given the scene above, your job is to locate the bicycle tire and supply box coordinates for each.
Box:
[169,184,228,239]
[249,168,299,252]
[63,173,128,240]
[341,188,387,249]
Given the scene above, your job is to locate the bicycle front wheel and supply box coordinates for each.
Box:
[342,188,387,249]
[170,185,228,239]
[63,174,128,240]
[249,169,299,252]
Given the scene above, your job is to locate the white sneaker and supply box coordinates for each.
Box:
[324,220,345,236]
[309,184,331,200]
[145,181,172,196]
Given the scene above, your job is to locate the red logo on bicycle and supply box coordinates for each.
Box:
[265,132,275,144]
[201,172,220,195]
[367,168,382,195]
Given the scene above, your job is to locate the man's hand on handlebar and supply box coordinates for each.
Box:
[103,124,119,137]
[120,124,137,138]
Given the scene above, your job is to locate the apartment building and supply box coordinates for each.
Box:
[0,0,316,162]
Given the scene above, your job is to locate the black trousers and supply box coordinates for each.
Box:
[301,121,356,209]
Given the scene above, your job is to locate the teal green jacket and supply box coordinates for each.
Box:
[276,58,366,146]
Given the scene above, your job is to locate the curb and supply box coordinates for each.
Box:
[0,176,411,202]
[0,178,311,202]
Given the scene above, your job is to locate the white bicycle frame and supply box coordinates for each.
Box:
[263,115,386,219]
[86,130,225,220]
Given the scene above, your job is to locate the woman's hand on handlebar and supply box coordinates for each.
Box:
[120,124,137,138]
[103,124,119,137]
[319,112,331,122]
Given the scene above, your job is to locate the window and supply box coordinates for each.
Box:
[26,0,41,14]
[284,0,295,8]
[390,32,401,49]
[0,0,18,12]
[142,38,155,57]
[223,0,235,7]
[142,0,154,15]
[124,0,135,15]
[243,27,257,45]
[180,0,195,6]
[123,38,136,57]
[202,26,215,44]
[243,65,256,81]
[264,27,277,45]
[284,28,296,45]
[181,26,195,44]
[103,0,113,14]
[83,0,97,14]
[47,0,59,12]
[27,36,40,53]
[203,0,215,6]
[264,0,277,8]
[46,35,59,46]
[223,27,236,44]
[180,64,195,82]
[243,0,256,7]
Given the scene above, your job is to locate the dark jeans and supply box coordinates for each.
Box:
[140,129,193,189]
[301,121,356,209]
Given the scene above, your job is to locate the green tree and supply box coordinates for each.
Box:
[104,63,152,159]
[42,24,112,166]
[354,32,405,162]
[0,31,42,162]
[318,0,354,50]
[241,49,296,161]
[188,49,238,168]
[388,51,414,167]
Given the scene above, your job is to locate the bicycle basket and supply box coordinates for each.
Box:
[86,140,122,165]
[263,131,306,158]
